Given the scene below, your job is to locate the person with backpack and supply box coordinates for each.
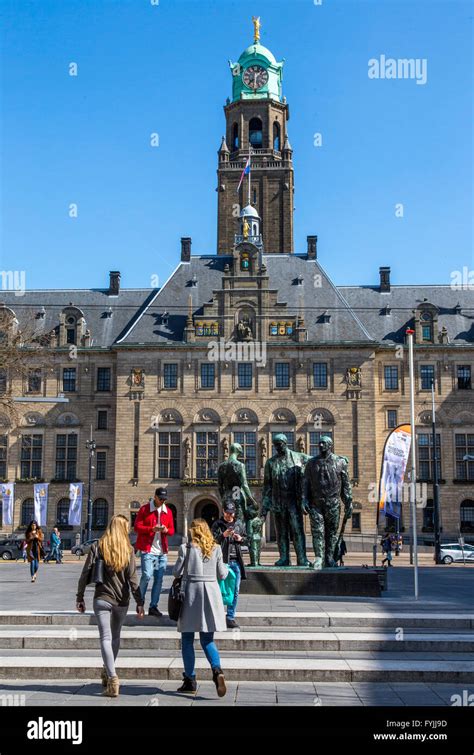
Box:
[76,514,145,697]
[172,518,228,697]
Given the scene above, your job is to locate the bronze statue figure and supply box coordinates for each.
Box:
[261,433,311,567]
[217,442,258,523]
[302,436,353,569]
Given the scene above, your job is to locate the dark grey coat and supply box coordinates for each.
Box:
[172,543,228,633]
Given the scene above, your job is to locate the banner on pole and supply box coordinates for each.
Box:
[378,424,412,520]
[68,483,83,526]
[33,483,48,526]
[0,483,15,526]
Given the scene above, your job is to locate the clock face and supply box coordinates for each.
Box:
[242,65,269,90]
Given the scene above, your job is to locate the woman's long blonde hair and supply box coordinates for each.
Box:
[99,514,132,572]
[189,518,216,560]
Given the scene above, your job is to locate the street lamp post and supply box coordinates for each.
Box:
[406,328,419,599]
[432,380,441,564]
[85,428,96,542]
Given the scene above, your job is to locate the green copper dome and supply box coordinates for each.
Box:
[229,35,284,102]
[239,43,277,66]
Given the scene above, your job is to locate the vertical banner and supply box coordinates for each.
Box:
[68,482,83,526]
[1,483,15,526]
[378,424,412,522]
[33,483,49,526]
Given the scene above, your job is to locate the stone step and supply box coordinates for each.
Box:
[0,626,473,652]
[1,655,473,682]
[0,611,472,629]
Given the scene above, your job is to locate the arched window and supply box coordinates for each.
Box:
[232,123,239,150]
[56,498,70,526]
[273,122,281,151]
[92,498,108,530]
[167,503,178,532]
[21,498,34,527]
[249,118,263,148]
[460,499,474,533]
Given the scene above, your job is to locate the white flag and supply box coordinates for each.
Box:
[68,482,83,526]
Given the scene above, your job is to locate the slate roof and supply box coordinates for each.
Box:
[339,285,474,346]
[1,259,472,348]
[0,288,155,349]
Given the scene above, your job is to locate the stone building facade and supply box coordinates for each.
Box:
[0,30,472,551]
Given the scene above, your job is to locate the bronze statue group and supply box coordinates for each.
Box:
[219,433,353,570]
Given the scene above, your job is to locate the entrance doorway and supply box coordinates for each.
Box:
[194,500,220,528]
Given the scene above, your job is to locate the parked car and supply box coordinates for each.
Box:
[71,538,98,557]
[439,543,474,564]
[0,538,23,560]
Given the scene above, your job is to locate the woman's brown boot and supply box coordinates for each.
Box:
[100,666,107,687]
[103,675,119,697]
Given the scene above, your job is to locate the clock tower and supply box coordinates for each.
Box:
[217,21,294,255]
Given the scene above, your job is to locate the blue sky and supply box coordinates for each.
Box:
[0,0,472,291]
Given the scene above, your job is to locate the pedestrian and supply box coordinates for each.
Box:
[76,514,145,697]
[173,518,228,697]
[134,487,175,618]
[45,527,62,563]
[211,501,247,628]
[381,534,393,567]
[25,521,45,583]
[338,537,347,566]
[22,539,28,562]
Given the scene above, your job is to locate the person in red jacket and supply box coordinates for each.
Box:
[134,487,175,618]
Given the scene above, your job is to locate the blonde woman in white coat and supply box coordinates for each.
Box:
[173,518,228,696]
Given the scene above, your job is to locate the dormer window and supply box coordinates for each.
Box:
[420,311,433,342]
[66,316,76,344]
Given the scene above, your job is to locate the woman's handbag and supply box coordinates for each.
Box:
[168,543,190,621]
[219,566,237,606]
[87,544,105,585]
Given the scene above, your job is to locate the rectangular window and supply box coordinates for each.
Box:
[55,434,78,481]
[97,410,108,430]
[96,451,107,480]
[417,433,441,481]
[0,434,7,478]
[0,368,7,394]
[457,365,472,390]
[275,362,290,389]
[97,367,111,392]
[387,410,398,429]
[237,363,253,389]
[62,367,76,392]
[420,365,435,390]
[163,363,178,389]
[455,434,474,480]
[233,431,257,478]
[20,434,43,479]
[157,432,180,478]
[196,431,218,479]
[271,431,295,452]
[313,363,328,389]
[422,325,432,342]
[351,513,361,532]
[200,363,215,389]
[27,368,42,393]
[309,431,333,457]
[423,499,434,530]
[384,366,399,391]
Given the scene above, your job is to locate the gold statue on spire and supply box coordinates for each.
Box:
[252,16,261,44]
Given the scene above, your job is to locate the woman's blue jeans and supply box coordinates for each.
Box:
[181,632,221,678]
[30,559,39,577]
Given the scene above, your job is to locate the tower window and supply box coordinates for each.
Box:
[249,118,263,148]
[273,122,281,151]
[232,123,239,150]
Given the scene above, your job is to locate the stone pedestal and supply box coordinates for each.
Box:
[240,566,385,597]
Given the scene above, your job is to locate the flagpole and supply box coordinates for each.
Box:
[406,328,419,599]
[248,146,251,206]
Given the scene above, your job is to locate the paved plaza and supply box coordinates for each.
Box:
[0,558,472,706]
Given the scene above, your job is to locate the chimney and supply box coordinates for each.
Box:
[379,266,391,292]
[109,271,121,296]
[307,235,317,259]
[181,237,192,262]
